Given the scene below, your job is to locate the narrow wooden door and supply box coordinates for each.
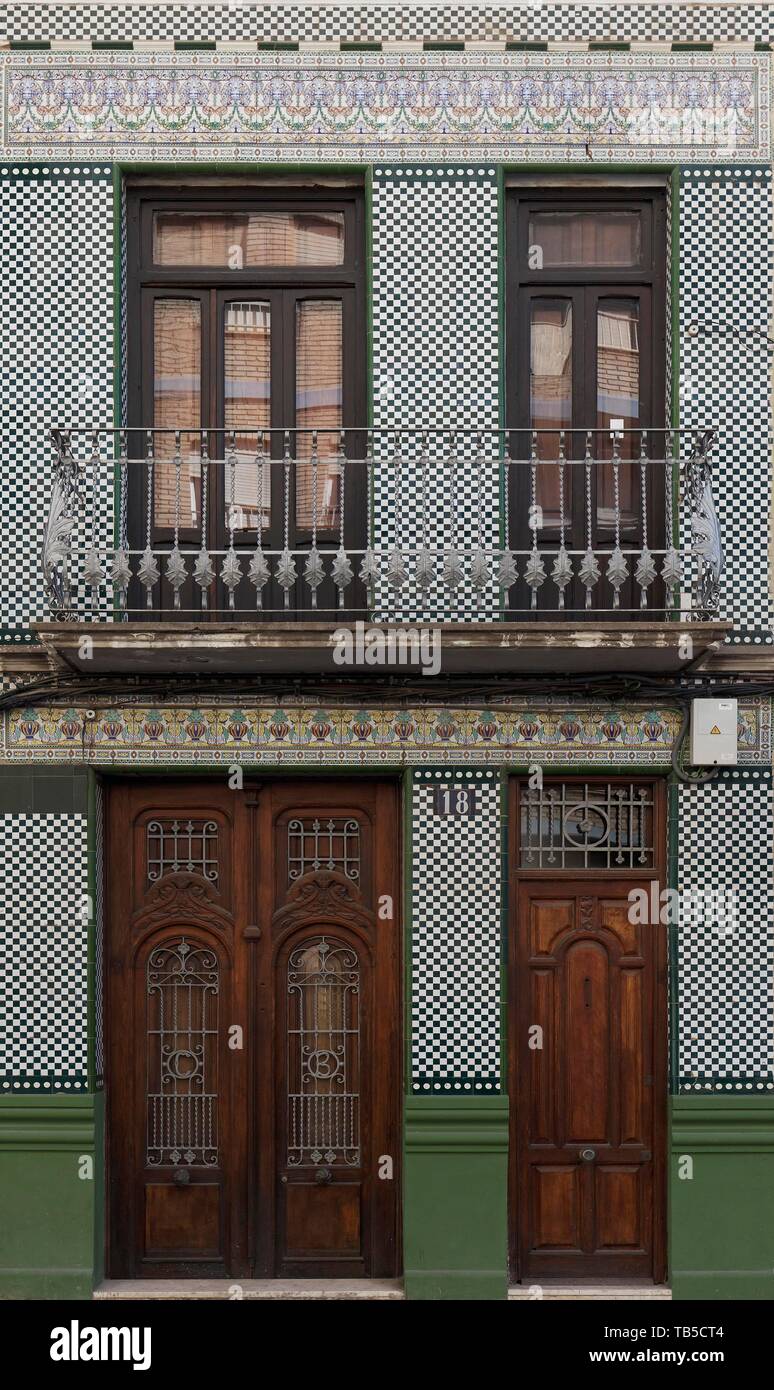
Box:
[106,778,401,1279]
[254,781,401,1278]
[106,781,248,1277]
[509,779,667,1283]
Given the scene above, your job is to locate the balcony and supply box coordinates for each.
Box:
[35,426,729,676]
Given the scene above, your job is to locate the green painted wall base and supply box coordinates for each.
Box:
[404,1095,509,1300]
[670,1095,774,1301]
[0,1095,99,1300]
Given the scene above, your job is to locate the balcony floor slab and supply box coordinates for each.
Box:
[28,620,731,677]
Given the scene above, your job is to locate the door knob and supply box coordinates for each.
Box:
[315,1166,333,1185]
[580,1148,596,1162]
[173,1168,190,1186]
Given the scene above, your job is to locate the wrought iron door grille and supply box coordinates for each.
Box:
[286,937,360,1167]
[146,937,219,1167]
[147,818,219,886]
[287,817,360,883]
[520,782,655,870]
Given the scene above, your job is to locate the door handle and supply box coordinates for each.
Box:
[173,1168,190,1186]
[315,1166,333,1185]
[579,1148,596,1162]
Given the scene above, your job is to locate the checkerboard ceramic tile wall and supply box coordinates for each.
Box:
[0,812,89,1092]
[676,769,774,1093]
[372,169,500,621]
[679,169,773,638]
[411,769,502,1092]
[3,4,774,44]
[0,169,115,627]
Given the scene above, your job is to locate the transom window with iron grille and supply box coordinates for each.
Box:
[287,817,360,883]
[519,781,655,870]
[147,818,219,886]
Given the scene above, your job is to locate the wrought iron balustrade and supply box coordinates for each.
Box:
[41,426,721,622]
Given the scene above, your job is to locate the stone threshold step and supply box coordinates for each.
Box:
[95,1279,405,1301]
[509,1284,672,1301]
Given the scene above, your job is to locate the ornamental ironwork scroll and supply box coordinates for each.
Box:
[287,817,360,884]
[682,428,722,620]
[146,936,219,1167]
[147,818,219,887]
[520,780,655,870]
[286,936,360,1167]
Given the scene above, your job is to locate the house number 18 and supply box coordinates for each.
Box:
[433,786,477,817]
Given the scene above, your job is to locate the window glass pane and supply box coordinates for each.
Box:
[596,299,639,532]
[295,300,343,530]
[153,211,345,267]
[224,301,271,531]
[153,299,201,530]
[530,298,572,529]
[529,211,642,268]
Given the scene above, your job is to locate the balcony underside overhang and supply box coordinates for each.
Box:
[30,621,731,677]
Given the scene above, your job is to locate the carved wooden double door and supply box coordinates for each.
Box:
[106,779,401,1279]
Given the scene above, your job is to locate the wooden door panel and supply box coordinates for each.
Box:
[599,898,640,954]
[530,897,575,955]
[510,778,667,1283]
[595,1167,643,1248]
[620,970,645,1144]
[565,939,609,1142]
[532,1166,582,1250]
[145,1184,221,1256]
[285,1184,361,1255]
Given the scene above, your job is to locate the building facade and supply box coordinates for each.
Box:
[0,1,773,1302]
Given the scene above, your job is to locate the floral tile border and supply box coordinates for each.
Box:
[2,50,769,162]
[1,698,768,766]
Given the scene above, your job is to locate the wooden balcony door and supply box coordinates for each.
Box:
[106,778,401,1278]
[509,778,667,1283]
[506,189,667,617]
[125,187,366,619]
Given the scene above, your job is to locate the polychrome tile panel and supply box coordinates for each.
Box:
[1,698,769,766]
[676,768,774,1093]
[411,768,502,1092]
[3,51,769,163]
[0,811,89,1092]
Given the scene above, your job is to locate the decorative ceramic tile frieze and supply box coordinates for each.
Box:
[0,811,89,1092]
[1,698,769,766]
[2,3,774,46]
[411,768,502,1092]
[675,769,774,1092]
[3,51,769,162]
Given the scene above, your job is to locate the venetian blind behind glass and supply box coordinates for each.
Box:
[224,300,272,530]
[153,211,345,267]
[153,298,202,529]
[295,300,343,530]
[529,211,642,268]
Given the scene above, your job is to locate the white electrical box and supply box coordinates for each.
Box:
[689,697,738,765]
